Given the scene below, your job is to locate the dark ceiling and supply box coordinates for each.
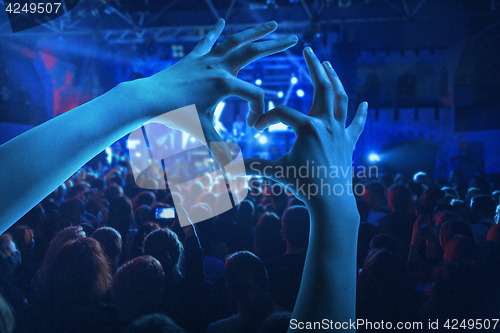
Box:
[1,0,499,50]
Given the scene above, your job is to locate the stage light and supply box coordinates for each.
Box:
[269,122,289,132]
[296,89,304,97]
[291,76,298,85]
[127,139,140,149]
[254,133,261,138]
[105,147,112,164]
[135,152,141,158]
[258,136,268,144]
[268,101,275,111]
[277,91,284,98]
[214,102,226,136]
[190,137,196,143]
[255,79,262,86]
[182,132,189,149]
[368,153,380,163]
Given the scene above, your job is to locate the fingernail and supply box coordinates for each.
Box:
[287,36,299,43]
[266,21,277,28]
[323,61,332,68]
[217,18,224,26]
[305,46,313,54]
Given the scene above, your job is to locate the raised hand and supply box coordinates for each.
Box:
[139,19,298,167]
[245,46,367,212]
[244,47,367,330]
[0,21,297,235]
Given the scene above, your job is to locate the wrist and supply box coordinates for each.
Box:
[307,196,360,244]
[130,77,174,120]
[117,79,165,122]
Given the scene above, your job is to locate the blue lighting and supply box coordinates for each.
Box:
[105,147,112,164]
[258,136,268,144]
[368,153,380,162]
[277,91,284,98]
[255,79,262,86]
[291,77,298,85]
[296,89,304,97]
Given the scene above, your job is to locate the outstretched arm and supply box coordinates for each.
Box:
[245,47,367,331]
[0,20,298,234]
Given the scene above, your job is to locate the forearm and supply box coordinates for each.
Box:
[291,195,359,332]
[0,80,155,233]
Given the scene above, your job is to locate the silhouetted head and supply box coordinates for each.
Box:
[134,192,156,211]
[281,206,310,253]
[254,212,285,260]
[129,222,161,260]
[225,251,267,302]
[0,234,20,276]
[362,181,385,209]
[107,196,134,235]
[143,229,183,281]
[112,256,164,322]
[413,171,432,187]
[470,195,496,223]
[104,185,124,202]
[387,184,412,212]
[59,198,85,229]
[124,313,186,333]
[39,238,112,308]
[66,183,91,203]
[487,224,500,243]
[443,235,476,263]
[465,188,482,205]
[135,205,152,227]
[439,220,474,249]
[380,173,395,190]
[92,227,122,270]
[258,311,292,333]
[0,293,14,333]
[38,226,86,279]
[370,234,398,254]
[357,249,408,298]
[235,200,255,227]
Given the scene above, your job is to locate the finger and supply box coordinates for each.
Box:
[322,60,348,124]
[225,36,298,71]
[224,77,265,128]
[191,18,225,56]
[198,114,233,170]
[212,21,278,56]
[348,102,368,143]
[303,47,333,116]
[253,104,307,132]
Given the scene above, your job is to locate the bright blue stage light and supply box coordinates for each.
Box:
[255,79,262,86]
[368,153,380,162]
[296,89,304,97]
[277,91,284,98]
[291,76,298,85]
[258,136,268,144]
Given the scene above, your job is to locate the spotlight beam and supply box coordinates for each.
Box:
[204,0,221,21]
